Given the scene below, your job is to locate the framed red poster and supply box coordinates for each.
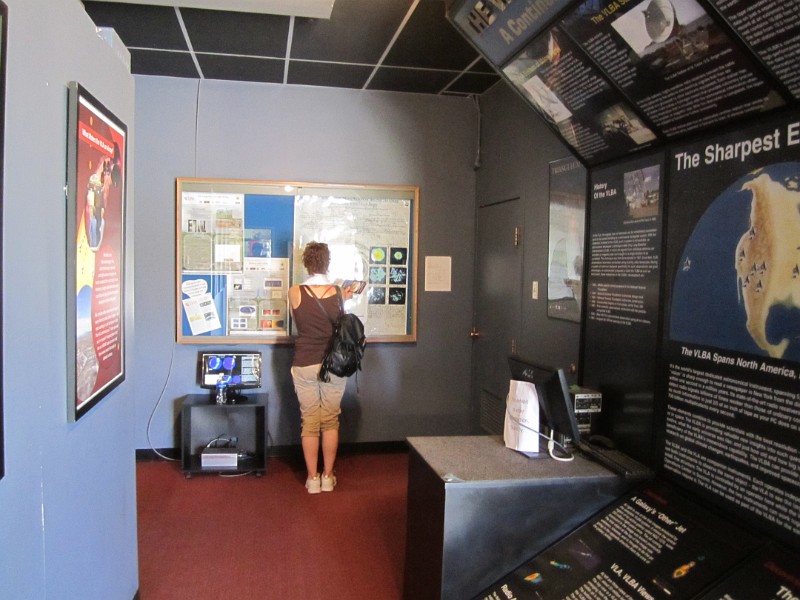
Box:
[0,1,7,477]
[66,82,127,422]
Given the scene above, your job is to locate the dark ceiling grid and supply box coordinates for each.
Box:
[81,0,501,96]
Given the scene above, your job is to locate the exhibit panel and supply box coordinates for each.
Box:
[581,150,666,462]
[447,0,799,166]
[443,5,799,598]
[475,480,760,600]
[694,543,799,600]
[706,0,800,101]
[660,109,800,551]
[449,0,799,551]
[559,0,784,140]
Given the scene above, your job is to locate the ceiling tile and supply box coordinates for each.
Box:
[131,48,200,77]
[367,66,458,95]
[288,60,374,89]
[292,0,414,64]
[444,71,500,95]
[181,8,290,57]
[384,0,477,71]
[471,58,498,74]
[83,2,187,50]
[197,54,285,83]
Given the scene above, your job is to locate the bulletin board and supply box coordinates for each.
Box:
[176,178,418,344]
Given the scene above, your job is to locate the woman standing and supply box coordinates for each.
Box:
[288,242,350,494]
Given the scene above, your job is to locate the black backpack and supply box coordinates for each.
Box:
[304,286,366,381]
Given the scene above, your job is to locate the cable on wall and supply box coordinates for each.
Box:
[146,344,179,461]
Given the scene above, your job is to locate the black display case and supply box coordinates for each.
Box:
[180,393,267,477]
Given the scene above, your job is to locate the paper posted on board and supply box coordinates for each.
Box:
[504,380,540,454]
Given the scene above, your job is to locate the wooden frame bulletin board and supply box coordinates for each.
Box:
[176,178,419,344]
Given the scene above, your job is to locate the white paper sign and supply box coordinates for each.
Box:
[425,256,451,292]
[504,379,540,454]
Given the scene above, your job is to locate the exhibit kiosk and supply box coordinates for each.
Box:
[398,0,800,597]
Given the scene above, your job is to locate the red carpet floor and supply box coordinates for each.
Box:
[137,450,409,599]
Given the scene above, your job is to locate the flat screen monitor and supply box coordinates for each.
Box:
[507,355,580,446]
[199,352,262,390]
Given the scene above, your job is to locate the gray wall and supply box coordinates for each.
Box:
[0,0,138,597]
[477,83,582,371]
[134,77,480,451]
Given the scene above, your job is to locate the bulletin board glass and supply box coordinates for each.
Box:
[176,178,419,344]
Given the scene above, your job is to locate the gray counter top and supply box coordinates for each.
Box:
[406,435,615,484]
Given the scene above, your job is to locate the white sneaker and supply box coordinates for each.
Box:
[321,473,337,492]
[306,474,321,494]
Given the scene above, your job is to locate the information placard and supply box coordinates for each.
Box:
[707,0,800,101]
[560,0,785,139]
[475,481,758,600]
[661,110,800,549]
[504,26,657,164]
[581,151,665,457]
[695,544,799,600]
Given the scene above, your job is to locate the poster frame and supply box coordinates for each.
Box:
[176,178,419,344]
[65,82,127,422]
[547,157,587,322]
[0,1,7,476]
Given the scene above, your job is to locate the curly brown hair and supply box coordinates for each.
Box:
[302,241,330,275]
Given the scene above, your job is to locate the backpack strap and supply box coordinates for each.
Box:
[333,286,345,317]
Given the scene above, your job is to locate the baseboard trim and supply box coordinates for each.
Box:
[136,448,180,461]
[136,440,408,462]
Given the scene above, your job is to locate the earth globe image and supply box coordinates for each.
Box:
[644,0,676,43]
[669,162,800,362]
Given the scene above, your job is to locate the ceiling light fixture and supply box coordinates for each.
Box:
[99,0,335,19]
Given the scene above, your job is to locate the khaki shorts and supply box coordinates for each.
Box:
[291,364,347,436]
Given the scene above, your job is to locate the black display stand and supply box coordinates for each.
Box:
[180,393,267,477]
[403,436,643,599]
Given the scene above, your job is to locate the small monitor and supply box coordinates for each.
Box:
[507,355,581,446]
[199,352,262,390]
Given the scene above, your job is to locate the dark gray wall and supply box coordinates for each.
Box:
[476,83,582,372]
[134,77,479,450]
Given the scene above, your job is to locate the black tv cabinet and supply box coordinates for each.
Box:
[180,393,267,477]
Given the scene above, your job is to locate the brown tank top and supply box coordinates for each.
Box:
[292,287,341,367]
